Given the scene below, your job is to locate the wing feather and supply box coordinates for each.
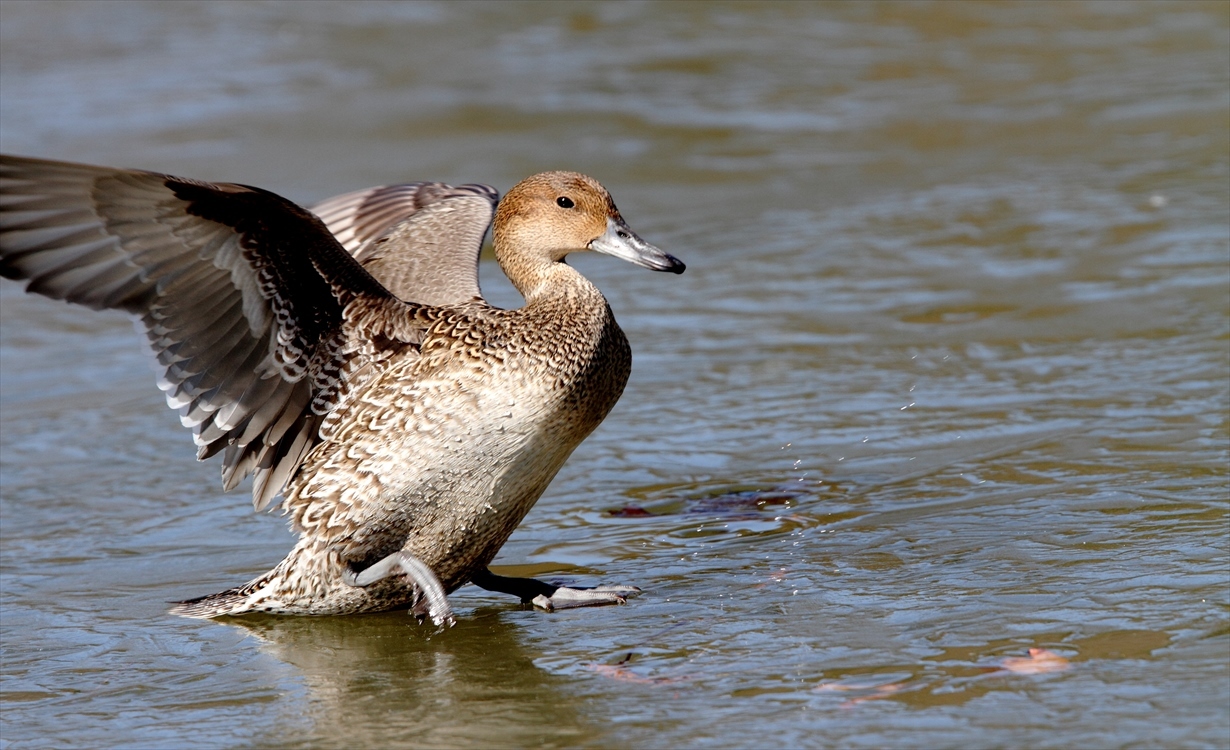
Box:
[0,154,427,511]
[310,182,497,306]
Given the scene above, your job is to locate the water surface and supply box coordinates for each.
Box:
[1,2,1227,748]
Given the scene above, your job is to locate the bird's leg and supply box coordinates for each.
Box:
[343,551,455,628]
[469,568,640,612]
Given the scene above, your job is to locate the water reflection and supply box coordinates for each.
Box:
[232,609,603,750]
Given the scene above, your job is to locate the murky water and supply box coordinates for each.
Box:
[1,1,1227,748]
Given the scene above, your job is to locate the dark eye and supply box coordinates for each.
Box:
[556,196,574,209]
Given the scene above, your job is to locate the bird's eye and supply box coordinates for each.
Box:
[556,196,575,209]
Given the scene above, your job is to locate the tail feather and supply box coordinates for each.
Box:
[171,548,298,618]
[166,543,417,618]
[170,584,261,618]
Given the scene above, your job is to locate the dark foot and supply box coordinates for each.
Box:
[470,568,640,611]
[343,551,455,627]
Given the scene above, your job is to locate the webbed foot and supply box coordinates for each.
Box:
[470,568,639,611]
[343,551,455,628]
[530,585,640,611]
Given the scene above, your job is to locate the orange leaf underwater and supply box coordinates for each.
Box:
[996,648,1071,675]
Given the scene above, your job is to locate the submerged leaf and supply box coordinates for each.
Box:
[997,648,1071,675]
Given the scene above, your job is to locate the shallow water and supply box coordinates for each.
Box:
[1,1,1227,748]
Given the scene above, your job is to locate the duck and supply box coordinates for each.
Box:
[0,155,684,626]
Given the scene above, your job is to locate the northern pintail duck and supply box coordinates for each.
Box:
[0,155,684,626]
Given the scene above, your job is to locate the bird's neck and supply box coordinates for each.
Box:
[495,232,597,305]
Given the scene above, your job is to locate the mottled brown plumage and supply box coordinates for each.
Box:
[0,156,683,623]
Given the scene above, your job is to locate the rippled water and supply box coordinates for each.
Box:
[1,2,1227,748]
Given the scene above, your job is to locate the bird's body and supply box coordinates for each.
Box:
[195,276,630,617]
[0,157,683,624]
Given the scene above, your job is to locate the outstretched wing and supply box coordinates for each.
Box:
[0,155,425,511]
[310,182,497,307]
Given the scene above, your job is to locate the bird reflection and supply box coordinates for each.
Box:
[219,604,602,749]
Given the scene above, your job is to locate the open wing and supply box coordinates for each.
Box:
[310,182,497,307]
[0,155,426,511]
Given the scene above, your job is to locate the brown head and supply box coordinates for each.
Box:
[493,171,684,296]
